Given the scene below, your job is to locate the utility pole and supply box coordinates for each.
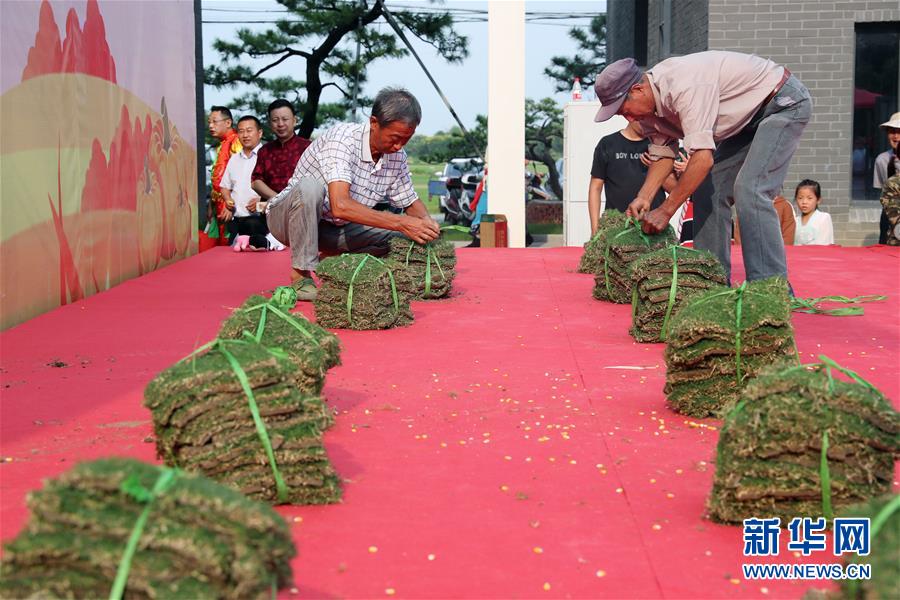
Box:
[350,0,365,122]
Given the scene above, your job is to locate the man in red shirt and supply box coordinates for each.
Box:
[249,99,311,214]
[208,106,241,246]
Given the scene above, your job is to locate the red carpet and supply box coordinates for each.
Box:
[1,245,898,598]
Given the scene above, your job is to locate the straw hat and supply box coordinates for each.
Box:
[881,112,900,129]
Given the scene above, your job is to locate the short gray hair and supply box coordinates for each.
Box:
[372,87,422,127]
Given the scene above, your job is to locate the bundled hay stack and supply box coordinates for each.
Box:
[387,236,457,299]
[837,495,900,599]
[0,458,295,599]
[708,358,900,524]
[592,218,675,303]
[577,209,628,274]
[314,254,414,330]
[664,277,797,417]
[144,339,341,505]
[629,246,728,342]
[219,294,341,394]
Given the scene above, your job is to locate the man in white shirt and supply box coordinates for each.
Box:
[267,87,439,300]
[221,116,282,251]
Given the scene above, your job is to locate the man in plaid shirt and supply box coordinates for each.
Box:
[267,87,439,300]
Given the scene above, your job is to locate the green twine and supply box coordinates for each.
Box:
[604,218,653,296]
[735,282,746,384]
[440,224,472,236]
[818,354,881,395]
[179,339,289,504]
[820,430,833,521]
[791,294,887,316]
[240,299,317,342]
[346,255,399,325]
[219,344,288,504]
[776,354,885,521]
[271,286,298,309]
[846,494,900,598]
[870,494,900,538]
[694,281,747,385]
[660,245,679,341]
[405,241,447,297]
[109,468,179,600]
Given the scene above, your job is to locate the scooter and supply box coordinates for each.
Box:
[442,171,483,226]
[526,170,553,201]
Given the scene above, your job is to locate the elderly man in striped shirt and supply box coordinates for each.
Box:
[266,88,440,300]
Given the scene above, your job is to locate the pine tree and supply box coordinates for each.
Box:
[205,0,468,138]
[543,14,607,91]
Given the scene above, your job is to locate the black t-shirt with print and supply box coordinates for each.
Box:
[591,131,666,212]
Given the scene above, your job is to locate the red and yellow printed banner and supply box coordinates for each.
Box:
[1,0,198,330]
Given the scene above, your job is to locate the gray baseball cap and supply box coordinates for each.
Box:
[593,58,644,122]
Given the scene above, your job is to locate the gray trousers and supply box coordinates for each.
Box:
[267,177,400,271]
[694,75,812,283]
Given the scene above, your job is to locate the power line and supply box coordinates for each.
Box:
[202,5,601,16]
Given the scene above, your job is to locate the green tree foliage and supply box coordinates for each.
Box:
[525,98,563,199]
[405,115,487,163]
[544,14,607,91]
[205,0,468,138]
[408,101,563,200]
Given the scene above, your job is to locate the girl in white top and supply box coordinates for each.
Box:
[794,179,834,245]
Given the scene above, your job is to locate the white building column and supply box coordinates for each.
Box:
[487,0,525,247]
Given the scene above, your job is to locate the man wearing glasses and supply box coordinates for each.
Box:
[209,106,242,246]
[250,99,312,214]
[593,52,812,285]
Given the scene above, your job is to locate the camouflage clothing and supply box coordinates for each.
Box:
[881,174,900,246]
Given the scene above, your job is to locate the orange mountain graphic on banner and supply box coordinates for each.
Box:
[81,105,152,212]
[22,0,116,83]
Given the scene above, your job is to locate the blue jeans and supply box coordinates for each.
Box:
[694,75,812,283]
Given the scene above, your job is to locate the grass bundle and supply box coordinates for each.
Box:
[144,339,341,505]
[219,294,341,394]
[836,495,899,599]
[592,218,675,303]
[578,209,629,274]
[314,254,414,330]
[387,237,457,300]
[664,277,798,417]
[708,358,900,524]
[629,246,728,342]
[0,458,296,599]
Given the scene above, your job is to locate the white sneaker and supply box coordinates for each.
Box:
[266,233,286,251]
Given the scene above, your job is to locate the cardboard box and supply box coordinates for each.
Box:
[479,214,508,247]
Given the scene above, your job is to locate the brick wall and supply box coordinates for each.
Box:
[607,1,636,62]
[647,0,661,63]
[671,0,709,56]
[707,0,900,245]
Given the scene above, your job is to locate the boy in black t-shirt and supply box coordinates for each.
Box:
[588,121,666,235]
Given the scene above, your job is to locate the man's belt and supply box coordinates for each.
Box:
[762,67,792,107]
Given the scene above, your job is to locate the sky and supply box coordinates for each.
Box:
[202,0,606,135]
